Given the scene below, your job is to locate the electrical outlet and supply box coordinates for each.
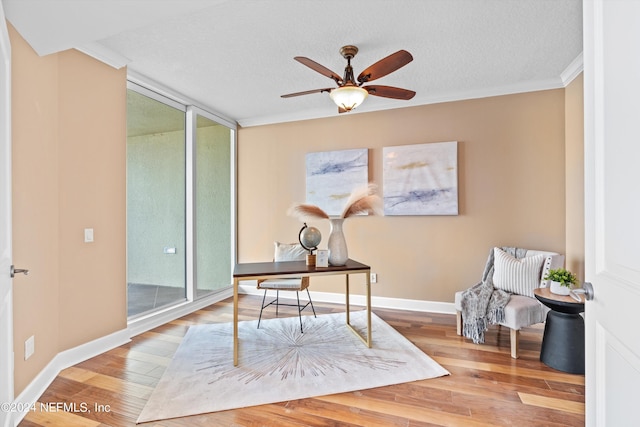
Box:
[25,335,35,360]
[370,273,377,283]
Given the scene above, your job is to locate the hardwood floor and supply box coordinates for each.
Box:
[20,295,585,426]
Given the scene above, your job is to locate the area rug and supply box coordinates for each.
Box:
[137,311,449,423]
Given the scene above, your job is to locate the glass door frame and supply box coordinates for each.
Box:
[126,77,237,325]
[186,105,237,300]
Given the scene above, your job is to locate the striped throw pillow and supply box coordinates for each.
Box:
[493,247,545,297]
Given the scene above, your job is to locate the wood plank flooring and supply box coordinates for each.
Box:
[20,295,585,426]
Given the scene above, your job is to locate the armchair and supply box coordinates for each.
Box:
[455,247,564,358]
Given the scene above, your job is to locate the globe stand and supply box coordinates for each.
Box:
[305,254,316,267]
[299,223,321,267]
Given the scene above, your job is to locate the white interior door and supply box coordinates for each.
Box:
[584,1,640,426]
[0,5,14,427]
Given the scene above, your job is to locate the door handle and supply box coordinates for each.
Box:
[10,265,29,278]
[572,282,594,301]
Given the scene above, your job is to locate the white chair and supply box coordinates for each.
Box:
[257,242,316,333]
[455,248,564,358]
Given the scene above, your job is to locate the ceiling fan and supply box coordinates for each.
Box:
[281,45,416,113]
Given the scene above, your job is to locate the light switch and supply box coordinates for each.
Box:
[25,335,35,360]
[84,228,94,243]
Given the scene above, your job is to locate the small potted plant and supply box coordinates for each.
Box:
[544,268,578,295]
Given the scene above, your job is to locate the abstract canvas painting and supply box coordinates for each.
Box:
[306,148,368,216]
[383,141,458,215]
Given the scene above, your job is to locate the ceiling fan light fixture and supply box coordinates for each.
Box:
[282,46,414,113]
[329,86,368,112]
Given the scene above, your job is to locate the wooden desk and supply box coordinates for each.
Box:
[232,259,371,366]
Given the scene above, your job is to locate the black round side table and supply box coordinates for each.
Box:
[533,288,585,374]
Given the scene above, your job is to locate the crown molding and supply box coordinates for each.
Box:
[75,44,584,128]
[561,52,584,86]
[76,41,130,70]
[238,77,567,128]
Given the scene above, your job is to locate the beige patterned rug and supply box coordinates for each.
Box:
[137,311,449,423]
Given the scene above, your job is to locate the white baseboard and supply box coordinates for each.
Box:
[12,328,130,426]
[239,284,456,315]
[11,289,234,426]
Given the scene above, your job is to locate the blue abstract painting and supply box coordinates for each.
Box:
[383,141,458,215]
[306,148,368,216]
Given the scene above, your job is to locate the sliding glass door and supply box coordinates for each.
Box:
[127,88,186,317]
[126,83,235,319]
[194,113,233,297]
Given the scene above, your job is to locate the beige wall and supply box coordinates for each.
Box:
[10,23,60,396]
[10,25,127,394]
[56,49,127,350]
[565,74,585,282]
[238,90,567,301]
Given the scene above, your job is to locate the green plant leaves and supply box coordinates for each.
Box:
[543,268,578,287]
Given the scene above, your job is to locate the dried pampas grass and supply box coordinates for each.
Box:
[288,183,381,221]
[287,203,330,222]
[341,183,382,218]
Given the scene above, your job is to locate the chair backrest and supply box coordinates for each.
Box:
[524,250,565,288]
[262,242,308,288]
[273,241,307,262]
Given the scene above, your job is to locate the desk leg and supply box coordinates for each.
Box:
[345,273,350,324]
[366,269,371,348]
[345,270,372,348]
[233,277,239,367]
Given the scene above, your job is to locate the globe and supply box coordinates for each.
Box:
[299,224,322,251]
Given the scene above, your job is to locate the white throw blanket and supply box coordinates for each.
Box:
[461,247,527,344]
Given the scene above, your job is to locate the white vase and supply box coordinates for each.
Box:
[550,280,570,295]
[327,218,348,266]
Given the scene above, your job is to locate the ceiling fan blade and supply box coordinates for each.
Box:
[365,85,416,100]
[294,57,343,84]
[357,50,413,84]
[281,88,334,98]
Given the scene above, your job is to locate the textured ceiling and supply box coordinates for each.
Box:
[4,0,583,127]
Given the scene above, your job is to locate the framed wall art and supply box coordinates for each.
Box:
[306,148,368,216]
[383,141,458,216]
